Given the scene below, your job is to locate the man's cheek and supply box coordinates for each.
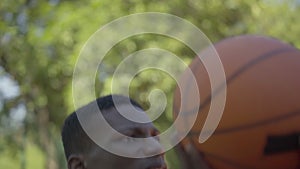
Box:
[111,140,142,156]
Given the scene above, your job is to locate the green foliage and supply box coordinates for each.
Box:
[0,0,299,169]
[0,143,44,169]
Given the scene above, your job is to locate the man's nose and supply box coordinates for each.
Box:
[143,137,164,156]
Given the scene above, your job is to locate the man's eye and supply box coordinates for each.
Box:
[151,131,160,141]
[151,130,159,136]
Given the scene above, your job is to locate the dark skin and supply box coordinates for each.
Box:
[68,104,167,169]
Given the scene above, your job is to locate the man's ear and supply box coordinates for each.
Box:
[68,154,86,169]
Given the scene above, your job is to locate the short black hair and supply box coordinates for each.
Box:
[61,94,143,159]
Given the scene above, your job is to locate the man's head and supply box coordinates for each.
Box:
[61,94,166,169]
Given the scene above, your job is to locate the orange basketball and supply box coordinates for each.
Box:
[173,35,300,169]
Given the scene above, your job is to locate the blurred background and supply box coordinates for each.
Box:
[0,0,299,169]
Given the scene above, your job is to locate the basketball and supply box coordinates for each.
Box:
[173,35,300,169]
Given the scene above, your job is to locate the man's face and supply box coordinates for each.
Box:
[84,104,167,169]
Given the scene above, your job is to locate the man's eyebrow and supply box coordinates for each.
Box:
[116,126,160,135]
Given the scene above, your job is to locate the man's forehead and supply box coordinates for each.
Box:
[103,104,146,118]
[101,104,153,128]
